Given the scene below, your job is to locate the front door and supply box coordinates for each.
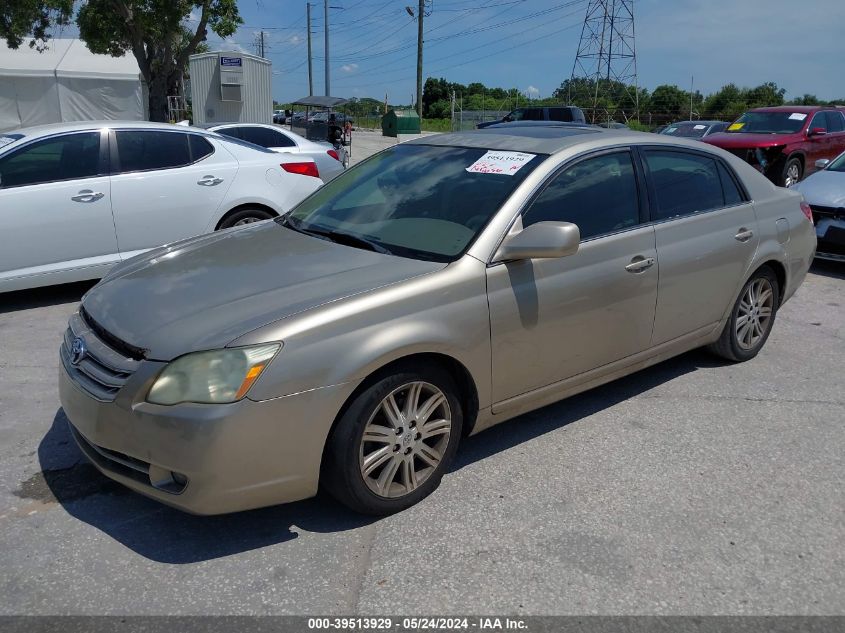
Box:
[0,130,119,285]
[487,150,658,405]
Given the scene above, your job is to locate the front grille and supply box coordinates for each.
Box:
[60,312,140,402]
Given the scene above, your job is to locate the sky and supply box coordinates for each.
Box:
[198,0,844,105]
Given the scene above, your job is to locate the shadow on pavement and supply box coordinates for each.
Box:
[30,348,720,564]
[809,259,844,280]
[0,280,96,314]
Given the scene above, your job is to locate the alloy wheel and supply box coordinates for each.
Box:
[359,381,452,499]
[735,278,774,350]
[784,163,801,187]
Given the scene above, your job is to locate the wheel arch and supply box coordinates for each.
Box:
[214,202,279,230]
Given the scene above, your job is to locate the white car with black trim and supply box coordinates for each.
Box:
[0,121,322,293]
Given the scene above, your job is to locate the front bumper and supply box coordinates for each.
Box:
[814,216,845,261]
[59,360,357,514]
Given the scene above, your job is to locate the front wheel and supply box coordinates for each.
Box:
[322,365,463,515]
[780,157,803,188]
[708,266,780,362]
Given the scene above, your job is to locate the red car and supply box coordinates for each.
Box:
[703,105,845,187]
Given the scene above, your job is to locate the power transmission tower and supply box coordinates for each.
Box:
[569,0,638,123]
[307,2,314,96]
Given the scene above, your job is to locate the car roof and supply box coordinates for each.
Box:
[2,120,201,137]
[749,106,832,113]
[668,120,727,125]
[406,127,649,155]
[485,121,596,132]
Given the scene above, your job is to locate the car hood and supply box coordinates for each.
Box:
[793,170,845,206]
[82,222,445,360]
[703,132,799,149]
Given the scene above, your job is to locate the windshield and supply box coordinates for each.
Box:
[828,152,845,172]
[285,143,544,262]
[726,111,808,134]
[661,123,710,138]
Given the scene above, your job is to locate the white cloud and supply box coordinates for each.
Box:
[341,63,359,73]
[525,85,540,96]
[289,35,301,45]
[222,37,248,54]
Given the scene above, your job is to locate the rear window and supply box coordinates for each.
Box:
[661,123,710,138]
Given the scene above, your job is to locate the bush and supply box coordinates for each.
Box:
[421,118,452,132]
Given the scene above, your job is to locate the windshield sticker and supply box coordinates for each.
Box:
[0,136,17,148]
[728,123,745,131]
[789,113,808,121]
[466,151,536,175]
[694,124,707,130]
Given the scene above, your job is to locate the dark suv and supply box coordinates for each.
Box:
[477,105,586,129]
[703,105,845,187]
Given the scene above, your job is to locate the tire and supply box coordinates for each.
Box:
[322,364,463,515]
[708,266,780,362]
[779,156,803,188]
[217,207,275,229]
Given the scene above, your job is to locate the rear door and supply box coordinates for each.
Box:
[642,147,759,345]
[108,130,238,257]
[0,130,119,285]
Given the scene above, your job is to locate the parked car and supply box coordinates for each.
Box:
[793,151,845,261]
[205,123,347,180]
[0,121,322,293]
[660,120,730,139]
[595,121,629,130]
[476,105,586,129]
[703,106,845,187]
[272,109,289,124]
[59,126,815,516]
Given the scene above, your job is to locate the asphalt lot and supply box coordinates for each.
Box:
[0,261,842,615]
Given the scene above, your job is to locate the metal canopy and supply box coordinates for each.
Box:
[291,96,348,108]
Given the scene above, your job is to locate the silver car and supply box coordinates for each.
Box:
[59,127,816,516]
[793,152,845,261]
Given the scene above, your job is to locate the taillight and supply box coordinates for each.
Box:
[327,149,340,161]
[800,201,814,224]
[281,162,319,178]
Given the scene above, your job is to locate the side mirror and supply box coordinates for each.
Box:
[815,158,831,169]
[809,127,827,137]
[494,221,580,262]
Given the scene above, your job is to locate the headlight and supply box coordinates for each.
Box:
[147,343,281,405]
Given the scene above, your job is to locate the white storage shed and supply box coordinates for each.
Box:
[189,51,272,125]
[0,38,146,132]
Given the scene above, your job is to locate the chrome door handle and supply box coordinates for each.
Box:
[735,228,754,242]
[197,175,224,186]
[625,256,655,273]
[71,190,104,202]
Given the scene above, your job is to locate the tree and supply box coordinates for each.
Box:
[1,1,242,122]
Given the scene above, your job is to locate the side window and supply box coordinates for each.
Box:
[214,127,242,140]
[524,108,543,121]
[270,130,297,148]
[809,112,828,132]
[825,111,844,133]
[548,108,573,122]
[717,161,744,206]
[115,131,191,173]
[0,132,101,188]
[239,126,282,148]
[523,151,640,240]
[189,135,214,161]
[644,150,725,220]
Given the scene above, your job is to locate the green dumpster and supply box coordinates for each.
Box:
[381,109,421,137]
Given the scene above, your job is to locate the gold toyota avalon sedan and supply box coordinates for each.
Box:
[59,125,817,515]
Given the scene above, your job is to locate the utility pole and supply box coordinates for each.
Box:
[324,0,330,96]
[416,0,424,118]
[307,2,314,96]
[689,75,694,120]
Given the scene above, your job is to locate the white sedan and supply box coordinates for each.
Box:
[206,123,348,180]
[0,121,323,293]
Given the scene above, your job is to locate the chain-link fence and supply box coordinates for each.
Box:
[450,110,509,131]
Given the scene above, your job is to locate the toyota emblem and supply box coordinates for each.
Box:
[70,336,87,365]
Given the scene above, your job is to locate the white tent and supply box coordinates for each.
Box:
[0,39,146,132]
